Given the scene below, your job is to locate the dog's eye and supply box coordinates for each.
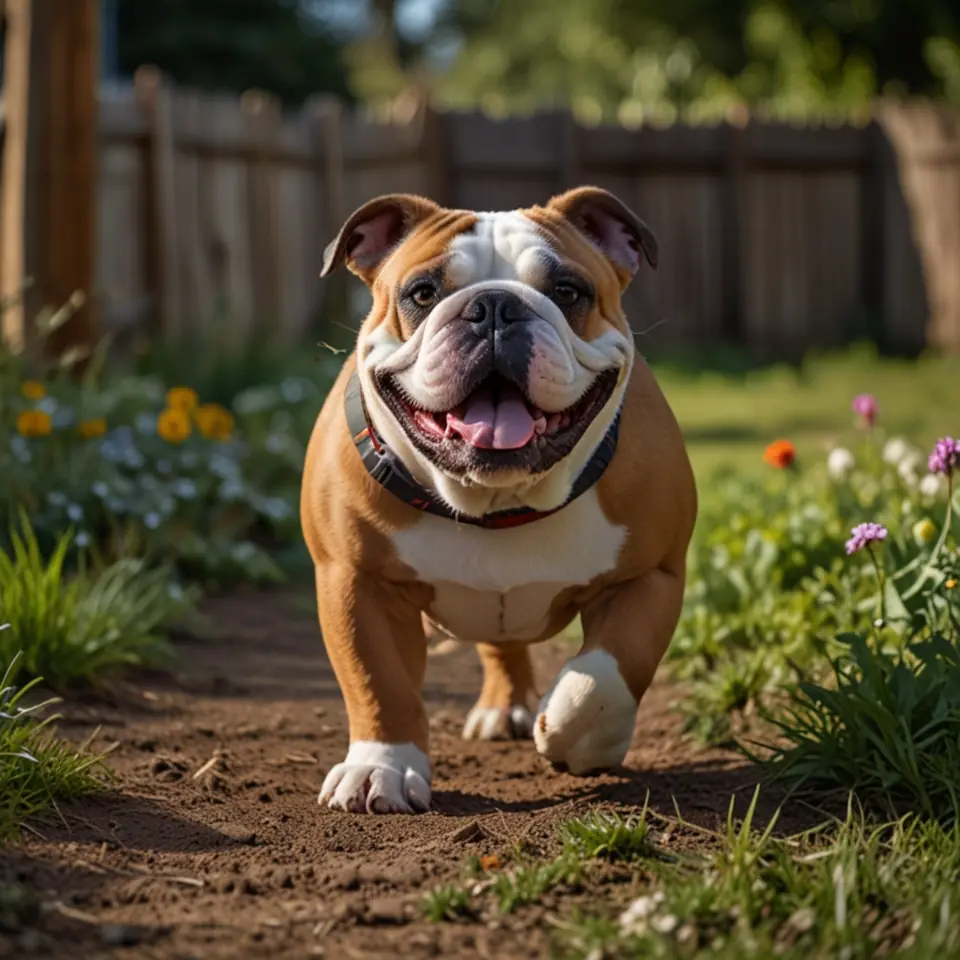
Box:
[408,284,439,308]
[553,283,581,306]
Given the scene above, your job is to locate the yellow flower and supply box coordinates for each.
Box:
[20,380,46,400]
[166,386,199,412]
[947,579,957,590]
[79,417,107,439]
[913,518,937,546]
[157,407,192,444]
[16,409,52,437]
[195,403,235,442]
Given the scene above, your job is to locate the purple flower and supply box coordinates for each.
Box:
[845,522,888,555]
[852,394,879,427]
[928,437,960,477]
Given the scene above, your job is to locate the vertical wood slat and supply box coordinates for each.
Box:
[0,0,35,351]
[34,84,958,356]
[2,0,100,358]
[135,67,182,342]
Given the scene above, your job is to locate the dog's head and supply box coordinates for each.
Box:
[322,187,657,517]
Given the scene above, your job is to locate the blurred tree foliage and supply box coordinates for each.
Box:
[428,0,960,121]
[115,0,351,106]
[114,1,960,119]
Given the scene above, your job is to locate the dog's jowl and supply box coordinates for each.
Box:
[300,187,697,814]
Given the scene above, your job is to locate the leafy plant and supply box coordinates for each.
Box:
[562,806,666,862]
[421,884,475,923]
[2,300,338,588]
[0,641,106,841]
[0,515,192,687]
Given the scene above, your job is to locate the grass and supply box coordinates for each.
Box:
[0,515,193,687]
[655,347,960,477]
[425,791,960,959]
[760,631,960,822]
[0,642,106,841]
[561,805,667,862]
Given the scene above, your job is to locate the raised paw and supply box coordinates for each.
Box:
[462,703,535,741]
[319,741,431,814]
[534,650,637,775]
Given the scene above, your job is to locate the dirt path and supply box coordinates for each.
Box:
[2,589,775,960]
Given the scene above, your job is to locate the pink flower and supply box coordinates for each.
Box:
[852,394,879,427]
[845,522,888,555]
[928,437,960,477]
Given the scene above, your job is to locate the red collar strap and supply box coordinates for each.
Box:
[345,372,619,529]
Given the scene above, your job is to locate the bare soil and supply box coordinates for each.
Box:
[1,589,786,960]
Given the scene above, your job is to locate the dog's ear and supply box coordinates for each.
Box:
[321,194,440,284]
[547,187,658,283]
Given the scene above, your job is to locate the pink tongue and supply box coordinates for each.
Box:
[448,383,535,450]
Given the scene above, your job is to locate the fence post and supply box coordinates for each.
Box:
[135,66,182,342]
[310,95,353,339]
[422,102,453,207]
[720,116,748,346]
[1,0,100,359]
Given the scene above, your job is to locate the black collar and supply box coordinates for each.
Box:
[344,372,620,529]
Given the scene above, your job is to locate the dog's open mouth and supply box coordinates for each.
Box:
[378,370,618,464]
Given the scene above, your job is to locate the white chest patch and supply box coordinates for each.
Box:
[392,490,627,643]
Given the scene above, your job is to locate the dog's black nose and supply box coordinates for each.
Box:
[461,289,533,330]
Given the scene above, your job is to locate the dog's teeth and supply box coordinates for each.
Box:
[534,416,547,435]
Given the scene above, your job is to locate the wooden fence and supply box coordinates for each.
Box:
[77,81,960,356]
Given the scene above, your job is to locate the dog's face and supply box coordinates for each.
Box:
[322,188,657,517]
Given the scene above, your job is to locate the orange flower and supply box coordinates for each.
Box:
[195,403,235,442]
[479,854,501,872]
[20,380,46,400]
[763,439,796,470]
[78,417,107,439]
[166,386,199,412]
[16,409,52,437]
[157,407,192,444]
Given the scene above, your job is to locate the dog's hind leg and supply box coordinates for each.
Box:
[462,642,537,741]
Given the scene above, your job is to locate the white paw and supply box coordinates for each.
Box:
[462,704,535,740]
[319,742,431,814]
[534,650,637,775]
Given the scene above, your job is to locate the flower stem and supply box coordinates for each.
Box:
[867,544,886,623]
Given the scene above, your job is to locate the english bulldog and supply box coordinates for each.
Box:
[301,187,697,814]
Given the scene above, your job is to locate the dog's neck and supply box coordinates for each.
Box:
[344,371,621,528]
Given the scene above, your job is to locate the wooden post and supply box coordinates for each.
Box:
[720,116,748,346]
[1,0,36,350]
[135,66,182,342]
[1,0,100,358]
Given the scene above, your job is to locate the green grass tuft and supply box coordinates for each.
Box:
[561,803,667,862]
[761,631,960,822]
[492,855,583,914]
[421,884,475,923]
[0,514,193,687]
[0,642,106,841]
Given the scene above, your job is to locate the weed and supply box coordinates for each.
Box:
[0,515,192,686]
[421,884,475,923]
[0,642,106,841]
[562,804,666,862]
[761,631,960,822]
[492,855,582,914]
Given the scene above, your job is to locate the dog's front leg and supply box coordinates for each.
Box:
[314,564,430,814]
[534,563,685,775]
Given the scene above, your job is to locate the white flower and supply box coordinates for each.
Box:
[883,437,914,465]
[651,913,679,934]
[827,447,855,479]
[898,454,924,487]
[619,891,665,934]
[920,474,948,499]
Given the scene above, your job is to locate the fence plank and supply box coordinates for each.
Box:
[74,90,960,354]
